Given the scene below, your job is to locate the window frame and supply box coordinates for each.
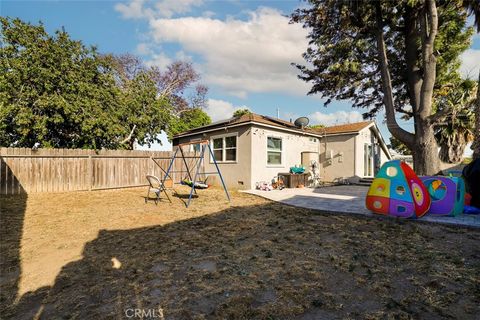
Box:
[210,133,238,163]
[189,141,202,153]
[266,136,283,167]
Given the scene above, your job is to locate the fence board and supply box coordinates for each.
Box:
[0,148,196,194]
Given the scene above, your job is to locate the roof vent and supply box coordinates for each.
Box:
[294,117,309,129]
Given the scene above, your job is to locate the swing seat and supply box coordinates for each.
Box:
[181,179,209,189]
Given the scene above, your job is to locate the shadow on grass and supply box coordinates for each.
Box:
[0,156,28,316]
[6,201,480,319]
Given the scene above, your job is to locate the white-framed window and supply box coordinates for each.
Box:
[267,136,282,166]
[189,138,201,153]
[210,133,237,162]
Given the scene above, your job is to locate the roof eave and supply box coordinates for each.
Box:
[173,120,325,139]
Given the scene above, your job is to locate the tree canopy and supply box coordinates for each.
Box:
[168,108,211,139]
[291,0,479,174]
[233,108,252,118]
[389,137,412,156]
[434,78,477,163]
[0,18,210,149]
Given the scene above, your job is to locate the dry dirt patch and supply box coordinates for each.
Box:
[1,186,479,319]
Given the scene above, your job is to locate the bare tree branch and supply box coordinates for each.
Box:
[120,124,136,144]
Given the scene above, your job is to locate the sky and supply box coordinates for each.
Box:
[2,0,479,151]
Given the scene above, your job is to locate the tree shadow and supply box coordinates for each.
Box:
[0,156,28,316]
[7,200,480,319]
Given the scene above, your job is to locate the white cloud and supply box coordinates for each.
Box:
[174,50,193,61]
[202,10,215,18]
[154,0,203,18]
[144,51,172,69]
[206,98,250,122]
[309,111,364,126]
[460,49,480,79]
[148,7,310,97]
[115,0,203,19]
[115,0,153,19]
[136,43,152,55]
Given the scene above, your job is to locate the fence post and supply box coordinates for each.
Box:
[88,155,92,191]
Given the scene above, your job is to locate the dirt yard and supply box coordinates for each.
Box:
[1,186,479,319]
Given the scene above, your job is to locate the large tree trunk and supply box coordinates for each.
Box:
[404,3,439,173]
[375,0,440,175]
[413,0,440,175]
[412,117,440,173]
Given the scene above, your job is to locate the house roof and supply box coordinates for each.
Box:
[173,113,322,138]
[173,113,374,139]
[317,121,374,135]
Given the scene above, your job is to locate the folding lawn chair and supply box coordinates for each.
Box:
[145,175,172,205]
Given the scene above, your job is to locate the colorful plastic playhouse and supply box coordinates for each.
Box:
[420,176,465,216]
[366,160,431,218]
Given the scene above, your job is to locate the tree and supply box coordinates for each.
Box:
[168,108,211,138]
[0,18,210,149]
[105,54,172,149]
[389,137,412,155]
[149,59,211,139]
[233,108,251,117]
[291,0,480,175]
[107,54,211,145]
[0,18,122,148]
[434,79,477,163]
[473,71,480,160]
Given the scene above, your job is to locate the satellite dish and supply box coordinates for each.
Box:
[294,117,310,128]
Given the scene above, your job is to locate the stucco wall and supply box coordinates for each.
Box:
[249,126,319,189]
[173,126,252,190]
[355,127,391,179]
[173,123,391,188]
[319,134,357,182]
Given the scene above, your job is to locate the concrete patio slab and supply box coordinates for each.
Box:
[244,185,480,228]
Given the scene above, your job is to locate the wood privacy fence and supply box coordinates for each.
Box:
[0,147,199,195]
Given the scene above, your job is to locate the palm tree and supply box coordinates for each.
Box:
[434,80,477,163]
[472,71,480,159]
[462,0,480,31]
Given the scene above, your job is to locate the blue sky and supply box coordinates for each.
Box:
[2,0,479,151]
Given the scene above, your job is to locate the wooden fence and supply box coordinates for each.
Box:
[0,147,199,195]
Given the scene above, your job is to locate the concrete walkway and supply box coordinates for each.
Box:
[244,185,480,228]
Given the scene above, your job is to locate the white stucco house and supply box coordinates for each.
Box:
[172,113,392,190]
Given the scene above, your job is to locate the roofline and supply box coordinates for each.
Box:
[172,120,360,140]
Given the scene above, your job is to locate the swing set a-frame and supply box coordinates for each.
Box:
[151,140,230,208]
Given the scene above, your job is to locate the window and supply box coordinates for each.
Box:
[189,143,201,153]
[267,137,282,165]
[364,144,373,176]
[211,134,237,162]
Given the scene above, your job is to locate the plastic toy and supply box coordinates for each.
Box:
[366,160,431,218]
[421,176,465,216]
[464,205,480,214]
[290,165,305,174]
[465,193,472,206]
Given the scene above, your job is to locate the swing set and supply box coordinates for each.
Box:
[151,140,230,207]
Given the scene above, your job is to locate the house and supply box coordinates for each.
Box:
[172,113,392,189]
